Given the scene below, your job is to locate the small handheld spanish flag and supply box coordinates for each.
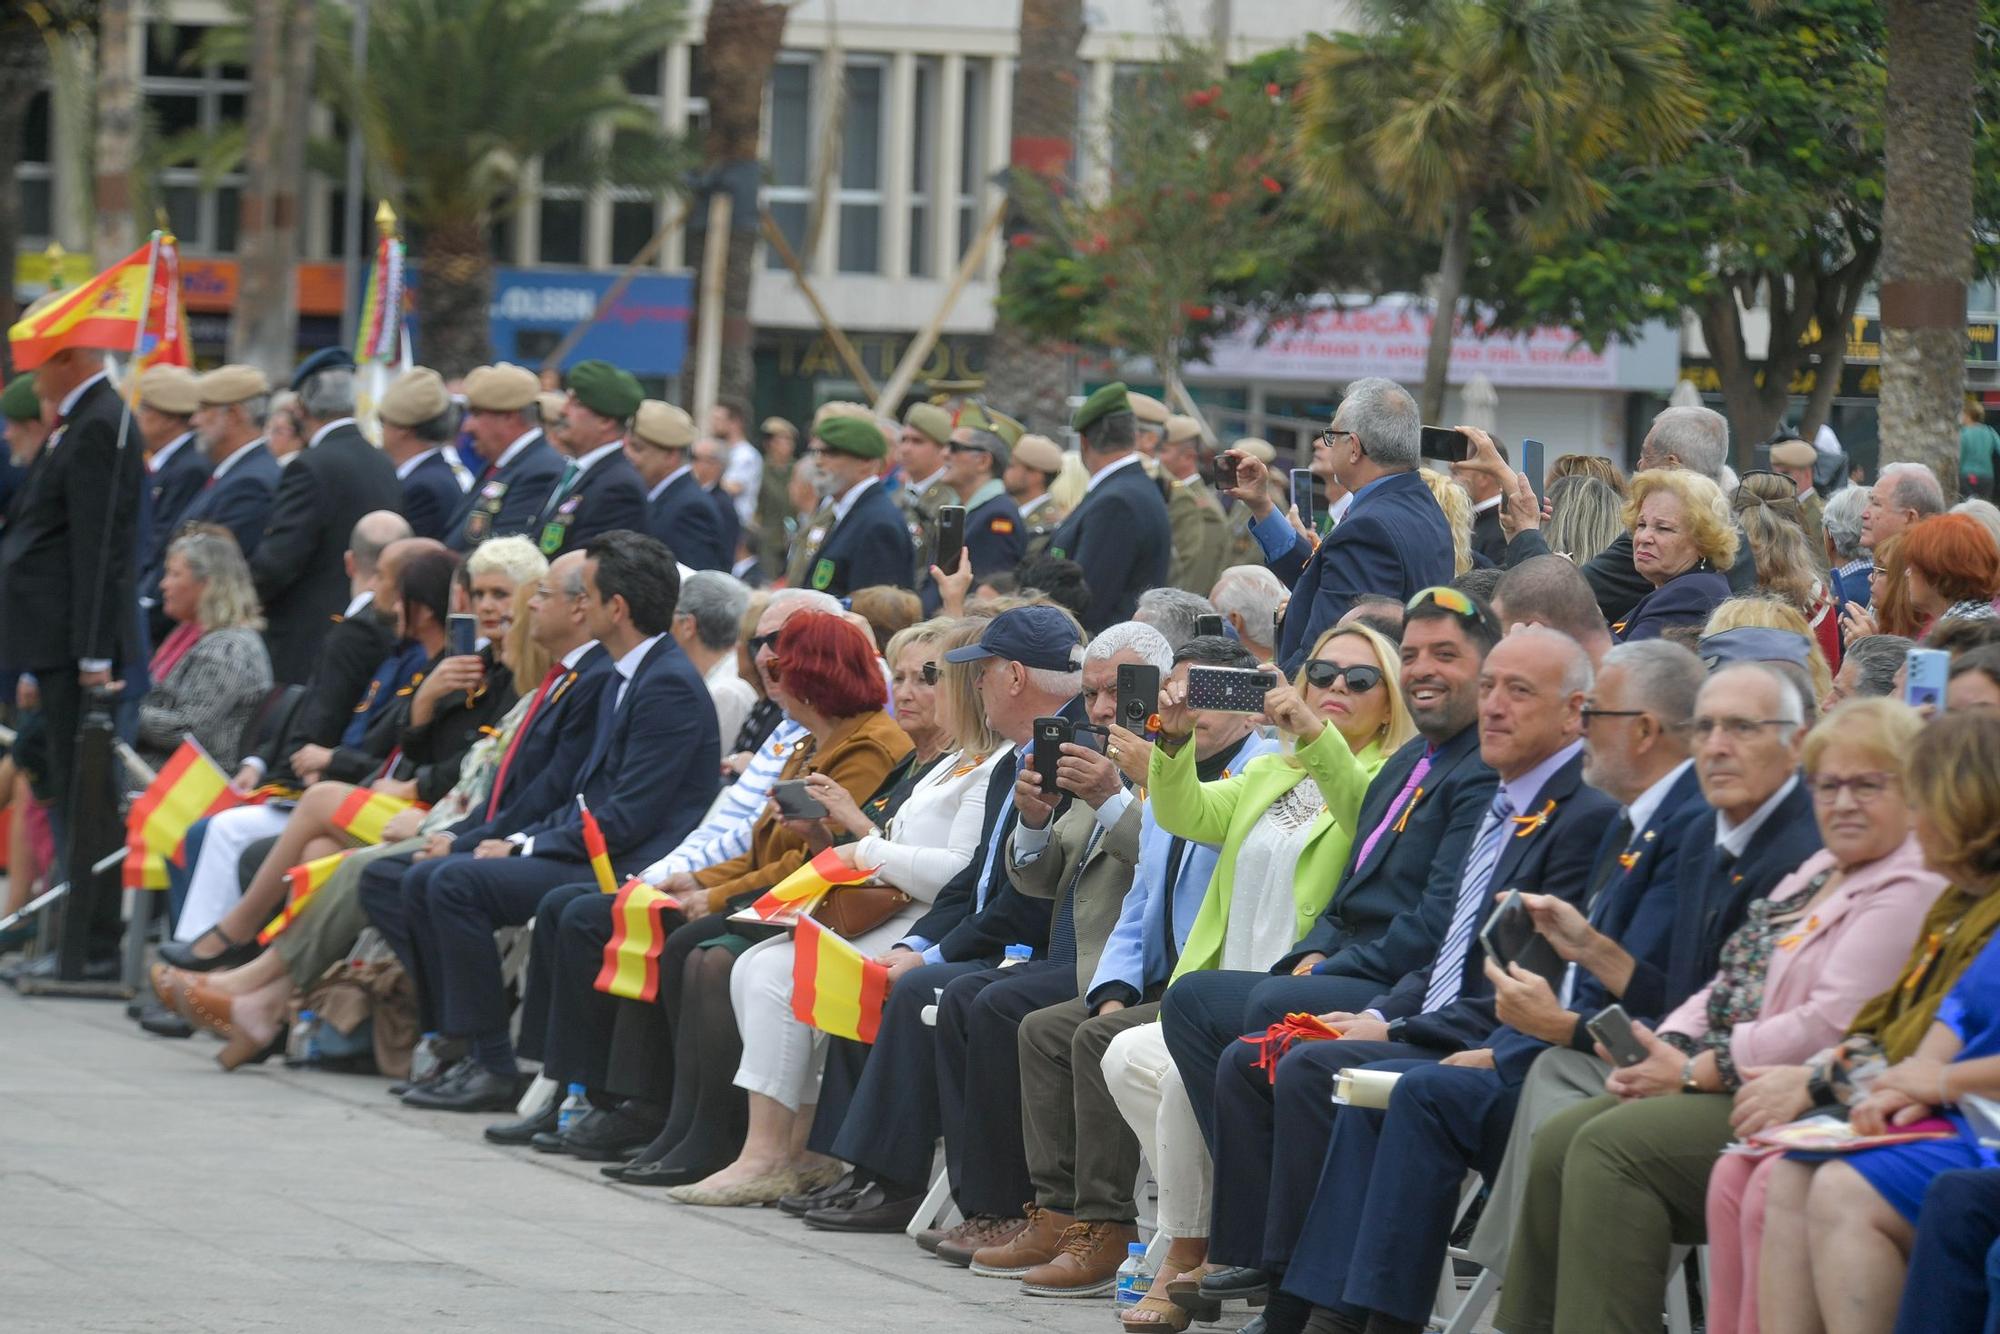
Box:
[792,915,890,1043]
[328,787,425,844]
[580,796,617,895]
[122,739,248,891]
[593,878,686,1002]
[256,850,349,945]
[739,846,877,923]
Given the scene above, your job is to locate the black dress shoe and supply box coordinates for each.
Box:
[778,1168,860,1217]
[535,1106,663,1161]
[802,1180,923,1233]
[606,1158,709,1188]
[156,927,260,973]
[484,1098,560,1145]
[1200,1266,1273,1301]
[136,999,194,1038]
[400,1062,524,1112]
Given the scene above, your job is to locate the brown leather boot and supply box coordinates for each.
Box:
[933,1213,1029,1267]
[1020,1220,1140,1298]
[968,1204,1071,1278]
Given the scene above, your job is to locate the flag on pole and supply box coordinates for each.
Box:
[328,787,425,844]
[738,846,877,923]
[792,915,889,1043]
[256,850,350,945]
[122,739,246,890]
[354,220,406,365]
[592,878,686,1002]
[580,797,617,894]
[7,234,188,371]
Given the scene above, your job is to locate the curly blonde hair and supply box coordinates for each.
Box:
[1624,469,1739,571]
[1703,595,1833,702]
[1419,465,1474,575]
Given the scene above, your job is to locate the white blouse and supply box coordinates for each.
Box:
[848,747,1006,903]
[1219,779,1325,972]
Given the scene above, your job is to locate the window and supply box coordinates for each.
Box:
[141,20,249,255]
[908,58,937,277]
[837,57,887,273]
[17,89,51,241]
[537,132,588,264]
[958,58,989,262]
[765,55,815,270]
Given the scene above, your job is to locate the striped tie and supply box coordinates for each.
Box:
[1422,789,1516,1012]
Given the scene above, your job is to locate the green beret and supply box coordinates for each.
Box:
[1072,381,1131,434]
[1,374,40,422]
[815,414,888,459]
[567,359,644,420]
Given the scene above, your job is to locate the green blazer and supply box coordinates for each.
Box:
[1151,723,1389,981]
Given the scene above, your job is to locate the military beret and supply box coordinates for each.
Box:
[290,345,355,391]
[136,365,199,415]
[1165,414,1202,445]
[814,400,875,427]
[1013,433,1066,474]
[760,416,796,439]
[195,364,271,407]
[567,358,644,420]
[1128,391,1170,426]
[903,402,953,448]
[378,367,452,427]
[815,414,888,459]
[985,406,1024,448]
[1231,436,1277,465]
[632,399,696,450]
[537,391,568,424]
[1769,439,1817,469]
[1,374,40,422]
[464,363,540,412]
[1072,381,1132,433]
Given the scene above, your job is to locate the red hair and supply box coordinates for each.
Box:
[772,611,884,718]
[1903,513,2000,605]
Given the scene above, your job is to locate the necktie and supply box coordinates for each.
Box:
[972,750,1025,913]
[1584,813,1638,916]
[544,461,580,517]
[1422,788,1516,1012]
[487,664,565,819]
[1354,746,1435,871]
[1048,821,1105,967]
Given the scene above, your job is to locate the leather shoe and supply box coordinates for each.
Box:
[1200,1266,1272,1302]
[607,1158,708,1188]
[778,1168,860,1217]
[136,999,194,1038]
[531,1106,662,1161]
[400,1062,524,1112]
[156,926,259,973]
[802,1180,923,1233]
[484,1098,559,1145]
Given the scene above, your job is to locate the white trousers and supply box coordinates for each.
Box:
[1103,1021,1212,1237]
[172,803,290,941]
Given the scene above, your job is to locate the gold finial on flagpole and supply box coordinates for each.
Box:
[42,240,66,292]
[375,200,398,238]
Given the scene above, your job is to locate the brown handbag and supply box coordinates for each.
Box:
[810,882,912,938]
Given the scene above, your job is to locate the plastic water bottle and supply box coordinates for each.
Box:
[559,1082,589,1134]
[287,1009,318,1065]
[999,943,1033,969]
[409,1031,444,1084]
[1115,1242,1153,1308]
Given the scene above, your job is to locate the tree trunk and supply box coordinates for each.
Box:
[1877,0,1975,497]
[984,0,1085,432]
[0,31,48,378]
[415,215,494,379]
[228,0,286,376]
[91,0,136,266]
[1419,194,1473,422]
[1700,287,1793,459]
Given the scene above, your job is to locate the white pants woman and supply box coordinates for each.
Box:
[1103,1021,1211,1238]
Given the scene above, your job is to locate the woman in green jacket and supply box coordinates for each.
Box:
[1149,622,1412,980]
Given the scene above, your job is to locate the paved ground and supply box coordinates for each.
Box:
[0,984,1258,1333]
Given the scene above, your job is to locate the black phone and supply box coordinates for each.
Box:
[1520,437,1546,503]
[1214,452,1240,490]
[1185,665,1279,714]
[1117,663,1161,731]
[934,505,967,575]
[1033,716,1071,794]
[1195,614,1225,639]
[448,613,479,658]
[1290,468,1316,532]
[1478,890,1566,991]
[1585,1003,1651,1069]
[1419,425,1471,463]
[770,778,829,819]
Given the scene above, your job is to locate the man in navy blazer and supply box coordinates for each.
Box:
[528,360,649,557]
[446,362,565,551]
[625,399,726,569]
[375,367,469,542]
[793,413,914,595]
[178,365,281,558]
[692,437,744,565]
[368,532,720,1112]
[1043,383,1171,632]
[135,365,209,564]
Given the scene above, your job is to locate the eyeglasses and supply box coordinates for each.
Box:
[1301,659,1383,692]
[1674,716,1798,741]
[1316,427,1358,450]
[1581,706,1648,727]
[920,662,942,684]
[947,441,990,455]
[1809,772,1900,805]
[749,631,781,656]
[1871,565,1890,577]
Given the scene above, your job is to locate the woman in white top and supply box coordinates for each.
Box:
[669,617,1006,1205]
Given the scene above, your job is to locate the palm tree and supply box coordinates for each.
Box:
[1292,0,1702,420]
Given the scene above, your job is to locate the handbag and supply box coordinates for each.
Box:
[810,881,912,938]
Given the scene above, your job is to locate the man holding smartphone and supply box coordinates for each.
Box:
[936,425,1024,596]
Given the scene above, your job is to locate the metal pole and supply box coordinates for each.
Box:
[692,191,732,427]
[339,0,371,349]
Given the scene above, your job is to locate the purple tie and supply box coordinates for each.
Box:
[1354,746,1434,870]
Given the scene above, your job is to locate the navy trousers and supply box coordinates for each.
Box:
[421,854,590,1040]
[516,881,655,1093]
[357,850,451,1030]
[1894,1168,2000,1334]
[937,960,1075,1216]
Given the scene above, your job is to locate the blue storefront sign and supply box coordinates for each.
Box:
[485,267,693,376]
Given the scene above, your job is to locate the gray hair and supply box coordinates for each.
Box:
[1025,665,1086,696]
[297,367,356,419]
[1084,620,1174,673]
[1822,484,1869,559]
[349,509,412,576]
[1209,565,1287,642]
[167,529,264,631]
[1880,462,1946,518]
[1508,622,1594,695]
[1706,660,1808,728]
[1646,406,1729,481]
[1135,587,1216,652]
[465,534,548,589]
[764,587,842,621]
[1844,634,1914,698]
[1335,376,1420,468]
[235,393,272,430]
[1953,498,2000,552]
[1601,638,1704,729]
[678,570,752,651]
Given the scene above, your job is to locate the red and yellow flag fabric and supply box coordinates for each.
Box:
[592,878,686,1002]
[8,234,188,371]
[328,787,424,844]
[740,846,876,923]
[256,850,349,945]
[792,915,889,1043]
[123,740,245,891]
[581,798,617,895]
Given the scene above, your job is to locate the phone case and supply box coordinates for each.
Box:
[1185,666,1277,713]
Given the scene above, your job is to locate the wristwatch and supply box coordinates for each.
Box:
[1680,1056,1702,1094]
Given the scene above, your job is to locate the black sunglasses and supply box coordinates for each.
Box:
[749,631,781,656]
[1302,660,1384,692]
[920,662,942,684]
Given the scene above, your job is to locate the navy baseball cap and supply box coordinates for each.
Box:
[1698,627,1812,671]
[291,345,357,391]
[943,605,1084,672]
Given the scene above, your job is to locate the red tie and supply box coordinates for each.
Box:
[487,665,565,818]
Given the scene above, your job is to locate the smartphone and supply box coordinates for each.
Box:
[1195,614,1225,639]
[770,778,829,819]
[1520,437,1546,503]
[1185,665,1279,714]
[1117,663,1161,732]
[1585,1004,1651,1069]
[1290,468,1316,531]
[448,613,479,658]
[934,504,967,575]
[1419,425,1471,463]
[1214,452,1240,491]
[1478,890,1566,991]
[1033,717,1071,794]
[1906,647,1950,711]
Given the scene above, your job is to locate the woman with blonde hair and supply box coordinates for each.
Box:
[1733,482,1843,667]
[1419,466,1476,575]
[1704,595,1836,703]
[137,527,274,771]
[1616,469,1740,641]
[1544,474,1627,565]
[1549,451,1627,496]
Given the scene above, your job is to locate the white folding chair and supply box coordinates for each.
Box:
[904,995,962,1239]
[1430,1173,1499,1334]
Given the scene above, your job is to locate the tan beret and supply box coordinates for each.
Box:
[632,399,696,450]
[813,400,875,427]
[1769,439,1817,469]
[760,416,796,439]
[1013,433,1067,474]
[903,402,953,448]
[1128,391,1170,426]
[378,367,452,427]
[1231,436,1277,465]
[464,362,539,412]
[537,391,568,424]
[136,365,199,415]
[195,364,270,407]
[1165,414,1202,445]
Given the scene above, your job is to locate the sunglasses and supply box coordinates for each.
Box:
[1407,586,1477,617]
[749,631,781,656]
[920,662,942,684]
[1302,659,1384,692]
[946,441,990,455]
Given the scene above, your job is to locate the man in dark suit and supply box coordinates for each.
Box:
[793,414,914,595]
[1044,383,1172,632]
[250,348,403,685]
[530,359,648,557]
[947,425,1025,581]
[364,531,720,1112]
[375,367,468,542]
[626,399,726,569]
[179,365,281,557]
[691,436,743,567]
[135,364,208,566]
[1469,460,1509,565]
[445,362,564,551]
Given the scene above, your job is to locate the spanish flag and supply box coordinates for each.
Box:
[256,850,349,945]
[581,797,616,894]
[739,846,877,922]
[122,740,246,891]
[8,233,188,371]
[328,787,424,844]
[792,915,889,1043]
[592,878,686,1002]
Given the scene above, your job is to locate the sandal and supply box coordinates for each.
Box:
[1122,1289,1191,1331]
